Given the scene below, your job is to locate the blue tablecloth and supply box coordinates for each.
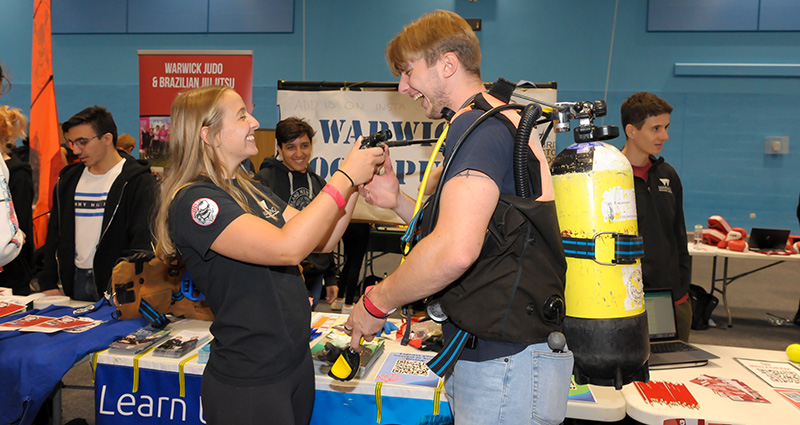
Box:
[0,300,146,425]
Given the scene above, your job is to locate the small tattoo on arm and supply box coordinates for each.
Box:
[454,170,491,180]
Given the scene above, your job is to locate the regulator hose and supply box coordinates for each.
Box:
[513,103,543,199]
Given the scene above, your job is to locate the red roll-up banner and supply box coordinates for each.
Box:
[137,50,253,174]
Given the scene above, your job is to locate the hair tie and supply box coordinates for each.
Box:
[335,169,355,187]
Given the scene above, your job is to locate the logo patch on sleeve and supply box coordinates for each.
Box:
[191,198,219,226]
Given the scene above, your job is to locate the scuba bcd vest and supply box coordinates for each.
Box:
[407,78,567,345]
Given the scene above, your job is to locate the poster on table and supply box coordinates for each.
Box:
[138,50,253,177]
[735,358,800,390]
[276,83,557,223]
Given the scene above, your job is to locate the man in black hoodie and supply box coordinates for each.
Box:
[255,117,338,309]
[621,92,692,341]
[39,106,157,301]
[794,194,800,326]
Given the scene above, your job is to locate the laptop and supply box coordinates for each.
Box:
[747,228,791,252]
[645,289,718,369]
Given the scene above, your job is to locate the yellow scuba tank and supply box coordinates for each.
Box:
[550,101,649,389]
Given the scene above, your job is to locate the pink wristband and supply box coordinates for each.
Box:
[321,184,346,210]
[363,285,396,319]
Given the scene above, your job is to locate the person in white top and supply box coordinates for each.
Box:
[0,63,24,269]
[39,106,158,301]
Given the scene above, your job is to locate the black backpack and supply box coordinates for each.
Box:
[689,284,718,330]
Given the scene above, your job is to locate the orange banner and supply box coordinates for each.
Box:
[30,0,62,248]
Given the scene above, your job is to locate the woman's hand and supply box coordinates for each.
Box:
[337,140,386,187]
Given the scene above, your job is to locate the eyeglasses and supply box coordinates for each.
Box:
[67,134,101,150]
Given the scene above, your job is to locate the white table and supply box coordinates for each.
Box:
[568,384,626,422]
[622,344,800,425]
[689,243,800,326]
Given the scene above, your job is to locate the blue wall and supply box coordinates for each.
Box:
[2,0,799,232]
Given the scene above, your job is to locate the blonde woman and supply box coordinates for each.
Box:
[0,106,31,289]
[153,86,384,425]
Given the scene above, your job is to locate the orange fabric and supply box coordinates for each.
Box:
[30,0,62,248]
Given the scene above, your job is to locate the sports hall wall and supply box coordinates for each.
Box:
[1,0,799,232]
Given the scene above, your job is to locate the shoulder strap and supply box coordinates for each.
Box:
[487,77,517,104]
[472,93,517,136]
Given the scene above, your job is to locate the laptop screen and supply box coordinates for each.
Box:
[748,228,790,251]
[644,290,678,341]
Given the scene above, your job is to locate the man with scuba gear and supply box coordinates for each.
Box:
[343,10,573,424]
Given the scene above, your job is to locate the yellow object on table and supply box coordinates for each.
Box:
[786,343,800,363]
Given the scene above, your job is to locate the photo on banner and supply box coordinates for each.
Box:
[138,116,171,180]
[138,50,253,175]
[277,82,557,223]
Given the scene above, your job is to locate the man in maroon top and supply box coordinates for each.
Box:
[621,92,693,341]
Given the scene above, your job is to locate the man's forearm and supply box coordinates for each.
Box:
[392,191,418,224]
[366,227,479,314]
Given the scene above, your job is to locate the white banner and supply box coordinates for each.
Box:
[277,85,557,223]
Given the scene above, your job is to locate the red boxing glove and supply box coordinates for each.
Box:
[718,240,728,249]
[708,215,732,234]
[732,227,747,239]
[703,228,726,245]
[726,230,743,241]
[728,240,748,252]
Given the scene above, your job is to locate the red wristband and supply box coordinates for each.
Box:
[363,285,395,319]
[321,184,345,210]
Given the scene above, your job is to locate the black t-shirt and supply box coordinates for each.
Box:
[257,161,333,277]
[169,181,311,385]
[440,109,528,361]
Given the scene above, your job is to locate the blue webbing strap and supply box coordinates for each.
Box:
[171,291,185,302]
[562,237,594,259]
[400,208,424,245]
[426,328,471,377]
[138,299,169,328]
[562,234,644,264]
[614,234,644,264]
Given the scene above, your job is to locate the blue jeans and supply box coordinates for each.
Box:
[444,342,574,425]
[306,273,324,311]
